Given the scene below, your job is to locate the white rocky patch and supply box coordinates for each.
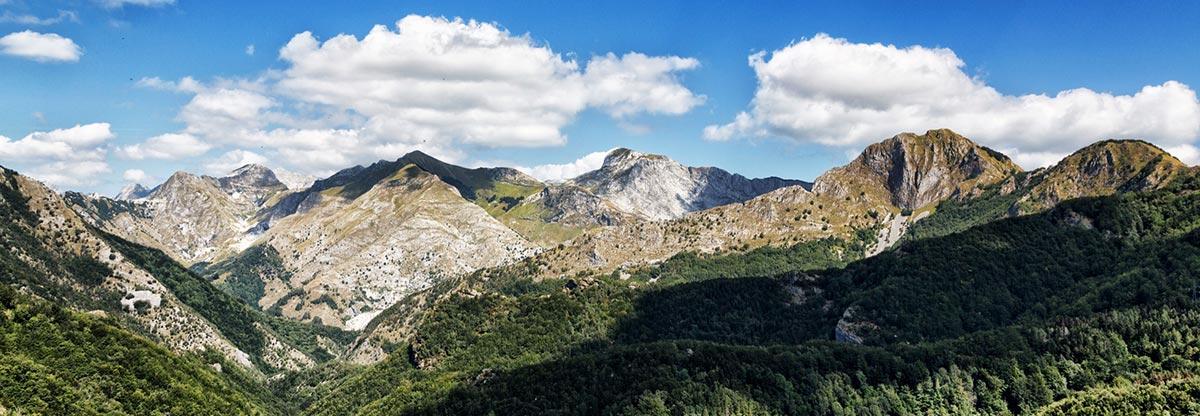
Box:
[345,311,382,331]
[120,290,162,312]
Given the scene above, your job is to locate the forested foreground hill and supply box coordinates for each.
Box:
[292,171,1200,415]
[0,285,278,415]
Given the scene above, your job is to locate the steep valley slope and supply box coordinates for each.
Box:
[0,167,329,374]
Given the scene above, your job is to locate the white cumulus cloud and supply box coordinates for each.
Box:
[514,149,614,183]
[1166,144,1200,166]
[0,10,79,26]
[28,161,110,188]
[0,123,113,161]
[0,31,82,63]
[117,133,212,160]
[583,52,705,118]
[705,34,1200,168]
[123,169,149,182]
[276,15,590,148]
[135,15,703,176]
[0,123,116,187]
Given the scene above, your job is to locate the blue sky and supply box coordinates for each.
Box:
[1,0,1199,195]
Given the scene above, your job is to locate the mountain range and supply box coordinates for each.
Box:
[67,146,806,329]
[2,128,1197,414]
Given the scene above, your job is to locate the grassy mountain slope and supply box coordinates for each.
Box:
[0,168,284,370]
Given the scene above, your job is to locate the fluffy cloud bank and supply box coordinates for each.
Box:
[0,123,115,187]
[127,15,703,175]
[704,34,1200,168]
[514,149,614,183]
[276,15,703,149]
[0,31,81,63]
[117,133,211,160]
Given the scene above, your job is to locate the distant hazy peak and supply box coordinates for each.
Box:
[226,163,273,177]
[273,168,319,190]
[571,147,807,220]
[218,163,286,192]
[115,183,151,200]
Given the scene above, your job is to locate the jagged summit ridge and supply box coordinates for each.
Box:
[571,147,809,220]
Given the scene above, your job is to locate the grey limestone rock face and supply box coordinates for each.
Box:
[571,148,809,220]
[115,183,151,200]
[524,185,626,227]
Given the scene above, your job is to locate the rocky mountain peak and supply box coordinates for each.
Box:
[115,183,151,200]
[398,150,542,189]
[1019,139,1189,211]
[601,148,667,169]
[272,168,319,190]
[220,164,285,189]
[1051,140,1185,178]
[227,163,273,177]
[571,148,807,220]
[217,164,288,206]
[814,129,1021,210]
[152,171,211,197]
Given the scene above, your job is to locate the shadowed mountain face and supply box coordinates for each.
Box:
[571,148,810,220]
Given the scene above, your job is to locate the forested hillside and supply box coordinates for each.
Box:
[0,285,278,415]
[294,171,1200,414]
